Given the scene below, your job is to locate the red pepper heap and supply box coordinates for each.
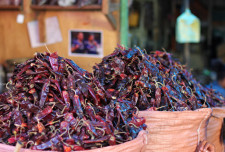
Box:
[93,46,225,111]
[0,52,146,151]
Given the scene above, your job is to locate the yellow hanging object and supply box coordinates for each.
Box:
[129,11,139,27]
[176,9,200,43]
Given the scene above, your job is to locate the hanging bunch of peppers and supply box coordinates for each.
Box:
[93,46,225,111]
[0,52,146,151]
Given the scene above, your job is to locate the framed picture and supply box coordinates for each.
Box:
[69,29,103,58]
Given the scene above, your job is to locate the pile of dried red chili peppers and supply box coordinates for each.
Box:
[0,52,146,151]
[93,46,225,111]
[0,46,224,151]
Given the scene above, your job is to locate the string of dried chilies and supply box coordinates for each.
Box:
[93,46,225,111]
[0,52,146,151]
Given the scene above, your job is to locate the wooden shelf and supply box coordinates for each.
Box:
[30,5,101,11]
[0,5,20,10]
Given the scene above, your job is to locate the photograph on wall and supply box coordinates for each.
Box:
[69,30,103,57]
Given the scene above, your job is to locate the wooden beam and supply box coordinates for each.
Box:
[30,5,101,11]
[102,0,109,14]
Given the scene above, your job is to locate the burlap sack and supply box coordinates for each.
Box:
[0,130,147,152]
[138,108,212,152]
[207,107,225,152]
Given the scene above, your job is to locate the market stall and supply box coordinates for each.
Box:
[0,0,225,152]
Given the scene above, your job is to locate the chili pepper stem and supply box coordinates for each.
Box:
[143,49,148,54]
[61,106,66,114]
[52,130,59,138]
[128,123,139,128]
[56,112,64,118]
[96,143,103,148]
[49,125,56,135]
[44,44,51,54]
[171,75,176,84]
[60,128,68,137]
[61,140,72,148]
[134,106,139,115]
[187,86,194,96]
[46,120,60,126]
[68,128,72,139]
[75,119,84,130]
[25,141,34,148]
[116,140,123,144]
[7,120,10,127]
[156,105,168,110]
[14,130,17,140]
[95,127,105,136]
[87,102,96,116]
[83,74,91,80]
[161,47,167,52]
[84,99,87,107]
[6,81,12,90]
[87,130,95,140]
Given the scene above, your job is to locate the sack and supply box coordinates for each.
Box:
[0,130,147,152]
[207,107,225,152]
[138,108,212,152]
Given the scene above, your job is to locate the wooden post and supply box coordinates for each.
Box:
[184,43,190,66]
[38,12,46,43]
[0,25,5,63]
[120,0,128,47]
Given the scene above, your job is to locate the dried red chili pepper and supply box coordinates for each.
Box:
[35,106,53,121]
[49,52,59,72]
[39,79,50,108]
[62,90,70,109]
[37,122,45,133]
[155,88,161,107]
[83,135,110,144]
[13,110,23,127]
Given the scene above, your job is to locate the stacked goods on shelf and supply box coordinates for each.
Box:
[93,46,225,151]
[0,52,146,151]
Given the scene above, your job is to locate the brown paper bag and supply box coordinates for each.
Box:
[0,130,147,152]
[138,108,212,152]
[207,107,225,152]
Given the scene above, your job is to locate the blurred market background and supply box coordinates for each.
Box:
[0,0,225,93]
